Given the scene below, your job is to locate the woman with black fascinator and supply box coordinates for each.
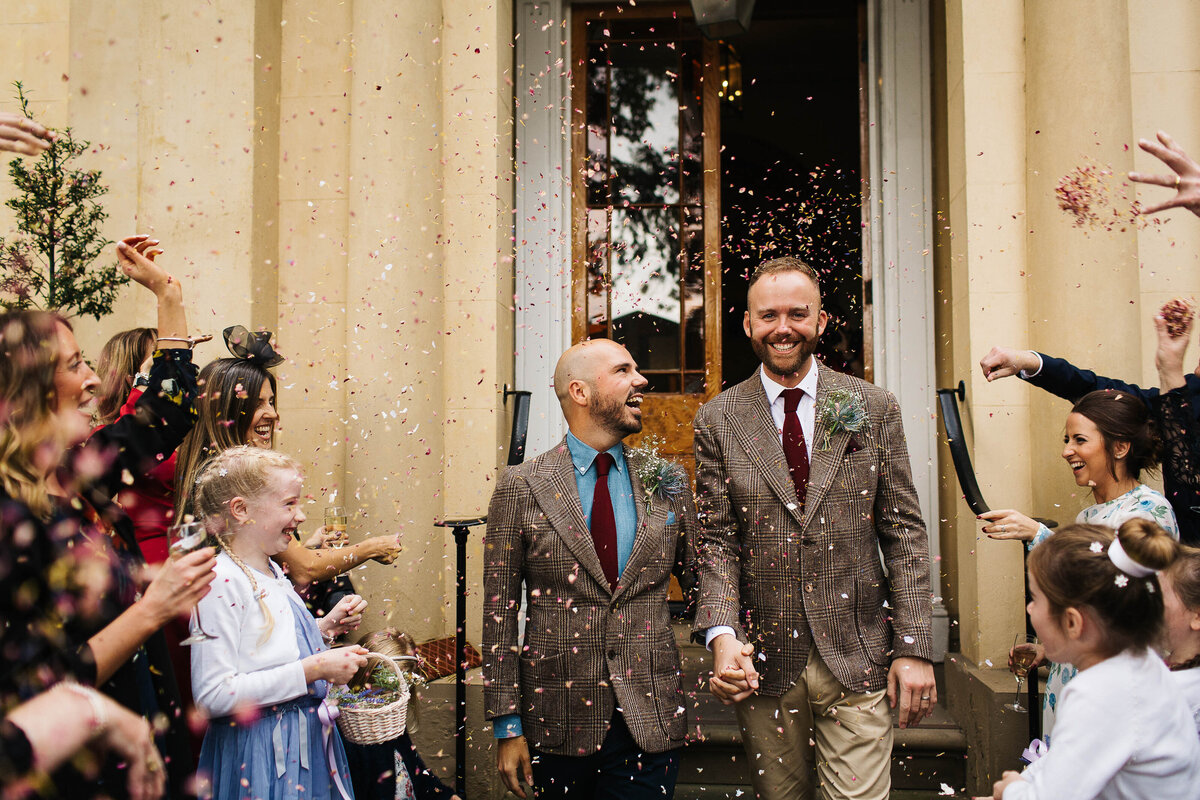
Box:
[175,326,402,585]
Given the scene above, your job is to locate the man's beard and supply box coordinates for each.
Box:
[592,390,642,437]
[750,334,819,378]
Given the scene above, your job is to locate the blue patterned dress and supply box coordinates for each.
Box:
[197,589,355,800]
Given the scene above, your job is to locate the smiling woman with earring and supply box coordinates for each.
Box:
[979,389,1179,742]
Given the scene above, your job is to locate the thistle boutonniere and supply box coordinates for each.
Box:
[816,388,867,451]
[629,435,688,512]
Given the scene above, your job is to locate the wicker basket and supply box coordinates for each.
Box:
[335,652,412,745]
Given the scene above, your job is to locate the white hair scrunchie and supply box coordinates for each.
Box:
[1108,537,1156,578]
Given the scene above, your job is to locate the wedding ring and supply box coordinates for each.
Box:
[146,758,161,774]
[1176,175,1182,189]
[920,695,931,701]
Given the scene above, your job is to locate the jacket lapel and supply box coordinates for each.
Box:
[801,364,852,528]
[725,373,807,527]
[614,446,669,599]
[526,438,612,591]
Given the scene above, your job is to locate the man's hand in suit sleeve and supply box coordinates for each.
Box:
[496,735,534,799]
[888,656,936,728]
[979,346,1040,381]
[709,633,759,705]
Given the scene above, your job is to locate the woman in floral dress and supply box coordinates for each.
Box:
[979,389,1178,742]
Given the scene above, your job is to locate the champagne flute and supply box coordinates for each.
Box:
[1007,633,1039,712]
[325,505,348,549]
[168,521,217,645]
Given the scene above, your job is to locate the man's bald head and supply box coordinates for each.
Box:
[552,339,647,450]
[553,338,625,406]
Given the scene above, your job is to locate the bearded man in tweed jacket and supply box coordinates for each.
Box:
[693,256,935,800]
[483,339,696,800]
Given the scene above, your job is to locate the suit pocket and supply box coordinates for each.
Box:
[650,650,686,742]
[519,652,568,749]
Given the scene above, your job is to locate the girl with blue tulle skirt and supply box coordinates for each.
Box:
[190,446,370,800]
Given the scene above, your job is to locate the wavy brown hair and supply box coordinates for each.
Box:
[0,311,70,518]
[94,327,157,426]
[174,358,277,519]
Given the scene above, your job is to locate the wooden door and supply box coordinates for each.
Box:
[570,6,722,478]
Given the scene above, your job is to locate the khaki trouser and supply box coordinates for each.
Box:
[733,644,893,800]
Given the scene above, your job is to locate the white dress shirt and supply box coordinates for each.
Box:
[759,359,819,459]
[706,360,819,649]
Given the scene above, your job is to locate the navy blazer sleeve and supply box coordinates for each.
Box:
[1026,352,1200,414]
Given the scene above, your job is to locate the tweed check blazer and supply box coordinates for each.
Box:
[692,364,933,696]
[482,437,697,756]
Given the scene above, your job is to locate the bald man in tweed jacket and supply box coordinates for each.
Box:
[483,339,696,800]
[693,257,934,800]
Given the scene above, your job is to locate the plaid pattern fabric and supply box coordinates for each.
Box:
[482,438,697,756]
[692,365,933,696]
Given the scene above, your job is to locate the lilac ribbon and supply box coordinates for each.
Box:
[320,698,353,800]
[1019,738,1047,765]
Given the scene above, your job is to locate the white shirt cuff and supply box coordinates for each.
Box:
[1018,351,1043,379]
[704,626,737,650]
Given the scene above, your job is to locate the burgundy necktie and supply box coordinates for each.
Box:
[590,452,619,590]
[781,388,809,507]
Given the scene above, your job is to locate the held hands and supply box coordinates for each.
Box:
[888,656,937,729]
[303,645,369,685]
[140,547,218,627]
[708,634,759,705]
[318,594,368,639]
[1129,131,1200,218]
[979,509,1041,542]
[0,112,56,155]
[496,735,534,799]
[979,347,1039,382]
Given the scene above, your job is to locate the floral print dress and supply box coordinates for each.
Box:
[1033,483,1179,744]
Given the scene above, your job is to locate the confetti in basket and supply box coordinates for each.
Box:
[334,652,414,745]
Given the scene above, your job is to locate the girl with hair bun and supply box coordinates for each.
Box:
[986,519,1200,800]
[981,389,1180,737]
[189,446,370,800]
[1160,545,1200,732]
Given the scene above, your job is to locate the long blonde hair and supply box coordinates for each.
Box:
[0,311,69,518]
[193,446,300,646]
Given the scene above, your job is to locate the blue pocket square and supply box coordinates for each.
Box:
[666,512,676,525]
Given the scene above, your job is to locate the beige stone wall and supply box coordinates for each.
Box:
[1,0,514,645]
[938,0,1200,669]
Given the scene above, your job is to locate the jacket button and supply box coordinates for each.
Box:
[608,649,617,660]
[804,583,814,593]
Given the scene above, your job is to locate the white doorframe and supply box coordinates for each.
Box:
[866,0,947,659]
[513,0,947,660]
[514,0,572,456]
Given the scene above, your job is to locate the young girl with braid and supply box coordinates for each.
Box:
[985,520,1200,800]
[190,446,370,800]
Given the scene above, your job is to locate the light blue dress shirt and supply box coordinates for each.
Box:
[494,433,640,738]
